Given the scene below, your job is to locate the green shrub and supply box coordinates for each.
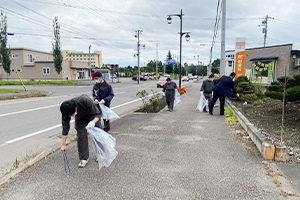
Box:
[239,82,251,90]
[267,85,283,92]
[271,81,280,85]
[293,74,300,86]
[265,91,283,100]
[242,93,257,103]
[277,76,295,88]
[286,86,300,101]
[253,99,263,105]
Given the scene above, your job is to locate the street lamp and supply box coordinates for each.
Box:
[89,45,92,84]
[167,9,190,88]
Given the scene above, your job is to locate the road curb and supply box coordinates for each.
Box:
[0,101,142,187]
[226,100,299,198]
[225,100,268,153]
[0,143,61,188]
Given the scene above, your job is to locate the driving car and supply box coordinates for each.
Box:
[181,76,189,82]
[157,77,167,88]
[132,75,146,81]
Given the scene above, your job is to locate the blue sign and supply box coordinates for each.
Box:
[168,59,176,65]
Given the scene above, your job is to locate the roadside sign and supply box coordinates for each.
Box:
[168,59,176,65]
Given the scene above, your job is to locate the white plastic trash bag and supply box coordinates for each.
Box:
[174,92,181,107]
[99,104,120,120]
[196,93,207,112]
[87,127,118,170]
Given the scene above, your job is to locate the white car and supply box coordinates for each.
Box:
[181,76,189,81]
[193,75,198,79]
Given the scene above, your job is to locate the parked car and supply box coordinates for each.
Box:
[193,75,198,79]
[188,75,194,80]
[149,76,154,80]
[157,77,167,88]
[181,76,189,82]
[132,75,146,81]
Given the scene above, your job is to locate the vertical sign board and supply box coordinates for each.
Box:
[234,38,246,78]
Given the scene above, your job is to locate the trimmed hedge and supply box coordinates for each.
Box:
[286,86,300,101]
[267,85,283,92]
[265,91,283,100]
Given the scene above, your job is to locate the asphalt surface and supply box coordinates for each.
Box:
[0,79,290,199]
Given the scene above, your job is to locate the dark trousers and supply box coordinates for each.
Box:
[103,119,110,132]
[76,122,101,160]
[209,91,225,115]
[97,104,110,132]
[203,93,212,111]
[166,91,175,110]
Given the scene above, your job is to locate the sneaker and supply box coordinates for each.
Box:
[78,160,88,168]
[169,109,173,112]
[209,112,213,115]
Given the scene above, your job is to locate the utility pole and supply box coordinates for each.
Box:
[89,45,91,84]
[156,43,158,80]
[135,30,142,84]
[220,0,226,76]
[259,15,273,47]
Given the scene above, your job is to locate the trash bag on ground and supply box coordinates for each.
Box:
[87,127,118,170]
[174,92,181,107]
[99,104,120,120]
[196,93,207,112]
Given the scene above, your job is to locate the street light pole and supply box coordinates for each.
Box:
[89,45,91,84]
[167,9,190,88]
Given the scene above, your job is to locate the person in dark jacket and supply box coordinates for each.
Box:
[200,74,214,112]
[209,72,240,115]
[162,77,177,112]
[92,72,114,132]
[60,94,101,168]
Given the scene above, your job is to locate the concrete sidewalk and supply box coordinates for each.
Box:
[0,80,291,199]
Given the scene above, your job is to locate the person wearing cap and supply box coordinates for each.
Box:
[92,72,114,132]
[60,94,101,168]
[209,72,240,115]
[200,74,214,112]
[162,77,178,112]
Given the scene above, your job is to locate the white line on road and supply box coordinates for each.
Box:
[0,104,60,117]
[3,97,143,144]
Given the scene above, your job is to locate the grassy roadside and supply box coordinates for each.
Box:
[0,88,26,93]
[0,80,76,85]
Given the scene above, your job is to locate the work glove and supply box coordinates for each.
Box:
[85,121,95,130]
[94,99,99,104]
[200,91,203,95]
[100,99,105,104]
[162,93,165,97]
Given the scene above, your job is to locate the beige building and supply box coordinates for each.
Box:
[0,48,90,81]
[62,50,102,68]
[225,44,300,84]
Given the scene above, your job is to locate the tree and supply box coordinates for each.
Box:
[165,50,172,74]
[0,11,11,76]
[211,59,220,68]
[52,16,63,74]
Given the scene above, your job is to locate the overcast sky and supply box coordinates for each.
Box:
[2,0,300,67]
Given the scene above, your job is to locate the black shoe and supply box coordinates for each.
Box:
[209,112,213,115]
[203,109,208,113]
[169,109,173,112]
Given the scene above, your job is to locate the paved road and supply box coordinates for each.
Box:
[0,79,285,200]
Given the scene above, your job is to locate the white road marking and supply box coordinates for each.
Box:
[0,104,60,117]
[3,97,144,144]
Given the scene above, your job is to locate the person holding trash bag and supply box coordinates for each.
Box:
[209,72,240,115]
[200,74,215,112]
[92,72,114,132]
[162,77,177,112]
[60,94,101,168]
